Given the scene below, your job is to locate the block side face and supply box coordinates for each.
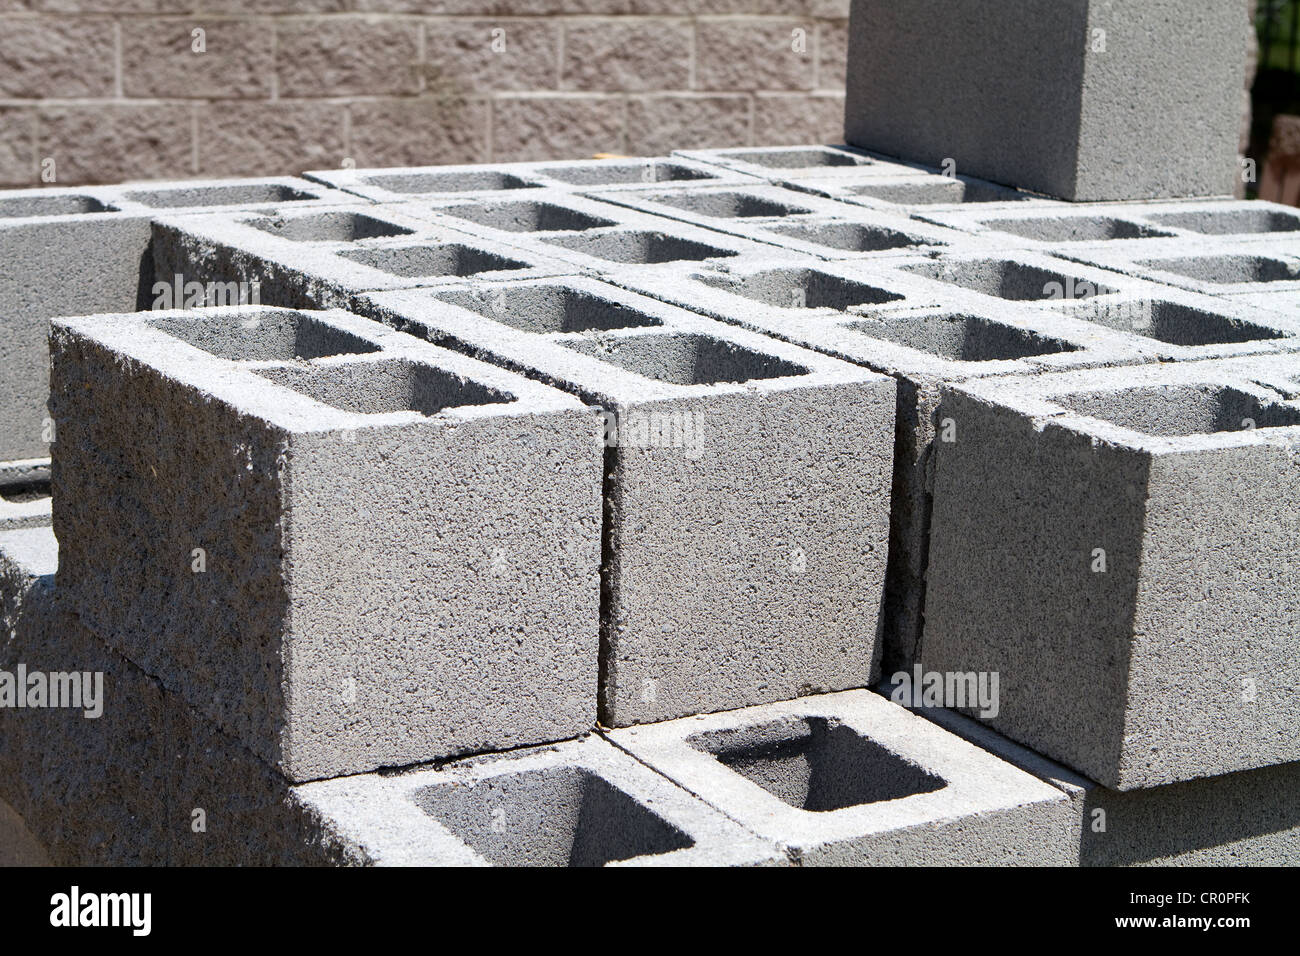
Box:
[602,381,896,725]
[921,389,1149,787]
[0,217,154,461]
[49,325,293,765]
[843,0,1088,197]
[1074,0,1246,201]
[1119,445,1300,787]
[282,410,604,779]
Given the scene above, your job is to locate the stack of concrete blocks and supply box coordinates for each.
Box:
[3,133,1300,862]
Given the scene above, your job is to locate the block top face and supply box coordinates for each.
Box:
[305,157,750,203]
[156,202,575,294]
[102,176,349,214]
[295,735,783,867]
[587,183,967,262]
[1054,235,1300,298]
[363,276,888,407]
[674,145,922,182]
[614,256,1151,381]
[0,186,121,220]
[605,690,1067,853]
[944,357,1300,456]
[52,305,583,434]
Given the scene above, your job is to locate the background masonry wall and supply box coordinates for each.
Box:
[0,1,851,188]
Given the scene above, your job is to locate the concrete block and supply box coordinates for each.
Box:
[297,735,785,866]
[588,183,966,261]
[0,197,155,462]
[907,697,1300,866]
[0,469,50,531]
[1053,235,1300,299]
[791,173,1048,214]
[361,277,896,726]
[0,796,50,866]
[150,202,576,313]
[100,176,352,215]
[606,690,1078,865]
[843,0,1248,201]
[306,158,750,206]
[674,145,919,182]
[922,356,1300,789]
[49,305,604,781]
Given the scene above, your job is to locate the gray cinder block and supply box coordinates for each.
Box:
[922,356,1300,789]
[0,202,156,462]
[673,145,917,182]
[49,305,604,781]
[99,176,350,214]
[606,690,1078,865]
[908,698,1300,866]
[843,0,1249,201]
[297,735,785,866]
[361,277,896,726]
[150,202,575,314]
[588,183,965,262]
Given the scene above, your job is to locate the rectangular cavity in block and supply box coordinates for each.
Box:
[415,766,694,867]
[337,243,531,278]
[247,211,415,243]
[639,189,815,219]
[1146,207,1300,236]
[1136,254,1299,286]
[692,716,946,812]
[978,215,1175,242]
[1061,298,1290,348]
[1052,384,1300,438]
[122,183,317,209]
[901,257,1121,301]
[763,220,939,253]
[148,309,383,362]
[846,312,1079,362]
[563,332,808,386]
[542,229,740,265]
[430,284,664,334]
[442,199,618,233]
[255,358,514,417]
[363,170,539,194]
[695,266,905,310]
[0,194,114,218]
[846,178,1025,206]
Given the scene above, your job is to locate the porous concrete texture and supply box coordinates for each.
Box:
[298,735,785,867]
[0,525,364,866]
[895,688,1300,866]
[843,0,1249,201]
[610,255,1160,671]
[607,690,1078,865]
[362,277,895,727]
[49,305,604,781]
[923,356,1300,790]
[151,201,575,314]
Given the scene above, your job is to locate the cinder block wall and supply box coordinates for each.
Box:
[0,2,850,188]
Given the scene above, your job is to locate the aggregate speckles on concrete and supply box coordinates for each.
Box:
[361,277,896,728]
[49,304,604,782]
[606,689,1078,865]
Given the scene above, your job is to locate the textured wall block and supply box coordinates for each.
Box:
[363,277,895,726]
[298,735,784,866]
[49,306,603,781]
[923,357,1300,789]
[843,0,1248,201]
[607,690,1078,865]
[151,201,574,313]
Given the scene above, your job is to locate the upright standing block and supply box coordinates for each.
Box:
[50,305,603,781]
[843,0,1249,201]
[923,356,1300,789]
